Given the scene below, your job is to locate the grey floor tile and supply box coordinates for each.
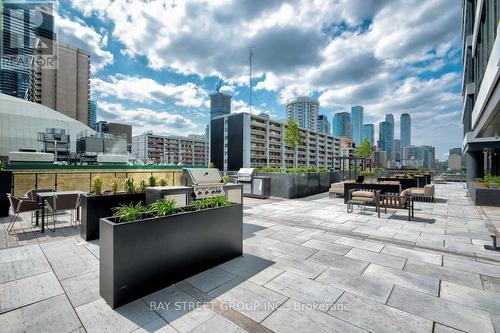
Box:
[0,271,64,314]
[345,248,406,269]
[248,266,284,286]
[266,241,318,259]
[76,298,160,333]
[381,245,442,265]
[217,254,276,280]
[335,237,384,252]
[265,271,343,308]
[262,299,366,333]
[273,254,327,279]
[329,292,433,333]
[443,257,500,278]
[308,250,369,274]
[60,271,99,307]
[185,267,237,293]
[440,281,500,314]
[189,314,247,333]
[433,323,463,333]
[363,264,439,295]
[132,317,177,333]
[404,260,483,289]
[316,267,393,303]
[0,254,51,284]
[0,294,82,333]
[387,286,495,333]
[302,239,352,255]
[481,275,500,293]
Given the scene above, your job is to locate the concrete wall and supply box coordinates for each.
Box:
[468,181,500,207]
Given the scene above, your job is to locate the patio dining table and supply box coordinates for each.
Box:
[35,190,86,233]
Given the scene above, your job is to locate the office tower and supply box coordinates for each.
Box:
[393,139,401,161]
[462,0,500,180]
[351,106,363,147]
[286,97,319,131]
[89,100,97,129]
[29,41,90,126]
[400,113,411,148]
[448,148,463,170]
[317,114,331,135]
[378,121,393,158]
[332,112,351,138]
[210,92,231,119]
[210,112,340,171]
[372,150,387,168]
[362,124,375,145]
[132,133,207,165]
[402,145,436,169]
[385,114,394,160]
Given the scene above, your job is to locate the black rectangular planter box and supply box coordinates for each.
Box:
[0,171,12,217]
[80,192,145,241]
[468,181,500,207]
[344,183,401,204]
[257,172,340,199]
[378,177,418,190]
[100,203,243,308]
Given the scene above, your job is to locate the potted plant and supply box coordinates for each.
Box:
[80,176,145,241]
[0,161,12,217]
[100,196,243,308]
[159,178,167,186]
[148,175,157,187]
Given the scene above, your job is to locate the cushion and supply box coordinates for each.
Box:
[351,196,375,202]
[401,189,412,197]
[411,188,424,195]
[352,191,374,198]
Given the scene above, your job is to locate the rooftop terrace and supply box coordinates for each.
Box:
[1,183,500,332]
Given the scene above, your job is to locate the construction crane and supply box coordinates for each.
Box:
[215,78,223,93]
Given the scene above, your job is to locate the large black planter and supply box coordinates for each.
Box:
[100,203,243,308]
[0,171,12,217]
[257,172,340,199]
[468,181,500,207]
[344,183,401,203]
[378,177,418,190]
[80,192,145,241]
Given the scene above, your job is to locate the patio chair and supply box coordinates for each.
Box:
[7,194,42,235]
[45,193,82,231]
[347,189,380,214]
[379,189,414,220]
[409,184,435,202]
[23,189,54,225]
[329,180,356,198]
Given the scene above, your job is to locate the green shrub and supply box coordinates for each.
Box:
[150,198,177,216]
[124,177,135,193]
[111,178,121,194]
[159,178,167,186]
[222,175,231,183]
[259,166,282,173]
[91,176,103,195]
[113,202,147,222]
[360,170,375,176]
[148,175,157,187]
[194,196,231,210]
[138,179,147,192]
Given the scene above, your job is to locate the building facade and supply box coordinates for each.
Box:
[286,97,319,131]
[332,112,351,138]
[362,124,375,145]
[29,41,90,126]
[378,121,393,159]
[88,100,97,129]
[400,113,411,149]
[210,92,231,119]
[393,139,401,162]
[462,0,500,180]
[372,150,387,168]
[385,114,395,160]
[210,112,340,171]
[317,114,331,135]
[351,106,363,147]
[95,121,132,153]
[448,148,463,170]
[132,133,207,166]
[402,145,436,169]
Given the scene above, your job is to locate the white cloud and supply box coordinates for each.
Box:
[91,74,208,107]
[56,14,113,71]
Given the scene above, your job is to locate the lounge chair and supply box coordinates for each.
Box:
[409,184,435,202]
[329,180,356,198]
[379,189,414,220]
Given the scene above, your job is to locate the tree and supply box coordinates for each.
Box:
[284,118,303,167]
[357,139,373,171]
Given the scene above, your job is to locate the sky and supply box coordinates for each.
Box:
[57,0,463,160]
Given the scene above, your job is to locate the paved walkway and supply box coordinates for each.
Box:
[1,183,500,332]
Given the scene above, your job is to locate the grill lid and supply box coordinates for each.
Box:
[237,168,256,178]
[182,168,223,186]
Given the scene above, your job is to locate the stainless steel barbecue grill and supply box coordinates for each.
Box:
[181,168,225,199]
[237,168,256,182]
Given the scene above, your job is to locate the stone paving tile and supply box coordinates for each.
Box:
[248,266,284,286]
[481,275,500,293]
[335,237,385,252]
[433,323,463,333]
[387,286,495,333]
[266,240,318,259]
[262,299,366,333]
[443,256,500,278]
[440,281,500,314]
[302,239,352,255]
[381,245,442,265]
[185,267,237,293]
[209,280,288,323]
[264,271,343,308]
[345,248,406,270]
[189,314,248,333]
[243,244,281,260]
[0,294,82,333]
[60,271,100,307]
[0,271,64,314]
[308,250,369,274]
[316,267,393,303]
[273,254,327,279]
[329,292,433,333]
[362,264,439,296]
[131,317,177,333]
[217,254,276,280]
[76,298,160,333]
[266,231,312,245]
[0,250,51,284]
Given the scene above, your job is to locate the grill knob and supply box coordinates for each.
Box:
[205,191,209,194]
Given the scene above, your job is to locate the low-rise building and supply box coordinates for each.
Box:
[372,150,387,168]
[132,133,207,166]
[210,112,340,171]
[448,148,463,171]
